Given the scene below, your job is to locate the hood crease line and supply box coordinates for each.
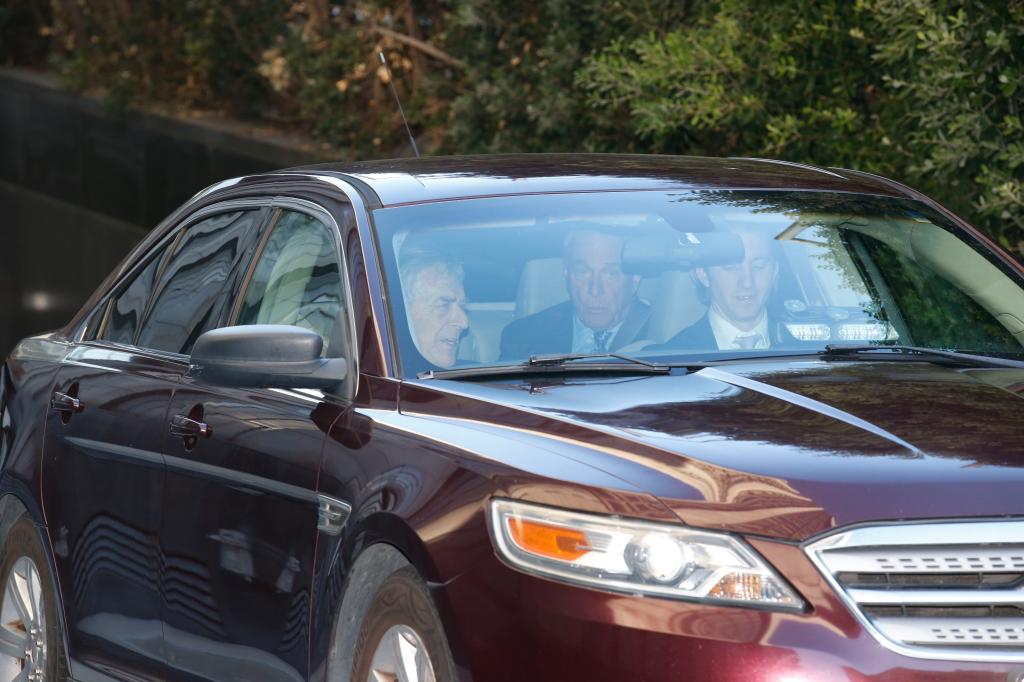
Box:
[695,366,922,455]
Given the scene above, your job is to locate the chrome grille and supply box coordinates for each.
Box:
[806,520,1024,662]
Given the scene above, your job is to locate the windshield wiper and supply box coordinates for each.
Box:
[527,352,669,368]
[821,344,1024,369]
[418,353,673,380]
[420,346,1024,379]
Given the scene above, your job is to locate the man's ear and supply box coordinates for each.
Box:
[695,267,710,288]
[629,274,641,293]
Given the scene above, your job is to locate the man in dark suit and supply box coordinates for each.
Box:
[500,228,649,360]
[659,227,797,351]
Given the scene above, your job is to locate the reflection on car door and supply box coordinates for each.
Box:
[40,244,179,680]
[42,348,180,679]
[159,207,349,681]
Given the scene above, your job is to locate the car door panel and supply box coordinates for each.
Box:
[40,345,182,680]
[160,383,326,681]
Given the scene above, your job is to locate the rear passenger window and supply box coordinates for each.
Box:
[137,210,258,355]
[101,245,168,345]
[236,210,349,357]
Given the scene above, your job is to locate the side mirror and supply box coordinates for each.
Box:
[190,325,348,390]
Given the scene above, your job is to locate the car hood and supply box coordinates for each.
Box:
[406,359,1024,541]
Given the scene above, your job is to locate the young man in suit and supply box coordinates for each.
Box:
[662,227,797,350]
[499,228,650,361]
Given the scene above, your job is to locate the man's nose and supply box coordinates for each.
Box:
[452,304,469,329]
[737,264,754,288]
[587,275,604,297]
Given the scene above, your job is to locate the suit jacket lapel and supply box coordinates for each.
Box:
[695,314,718,349]
[610,300,651,351]
[554,302,575,353]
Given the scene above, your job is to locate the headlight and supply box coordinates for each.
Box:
[488,499,804,610]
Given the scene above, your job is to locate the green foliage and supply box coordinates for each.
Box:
[36,1,457,156]
[865,0,1024,253]
[46,1,280,114]
[4,0,1022,256]
[576,0,1024,254]
[443,0,685,152]
[271,2,458,156]
[578,2,886,162]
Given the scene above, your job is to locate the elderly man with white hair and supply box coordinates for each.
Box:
[399,247,470,369]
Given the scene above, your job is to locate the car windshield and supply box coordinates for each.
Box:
[371,190,1024,377]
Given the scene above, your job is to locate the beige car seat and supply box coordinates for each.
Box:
[459,258,569,364]
[646,270,707,344]
[514,258,568,319]
[457,302,515,364]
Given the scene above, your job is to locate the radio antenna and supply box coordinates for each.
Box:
[379,51,421,158]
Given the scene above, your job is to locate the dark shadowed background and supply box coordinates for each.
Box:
[0,70,321,357]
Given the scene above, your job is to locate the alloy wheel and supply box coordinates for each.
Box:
[0,557,46,682]
[367,624,436,682]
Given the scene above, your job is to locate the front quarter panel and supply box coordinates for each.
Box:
[1,334,67,512]
[308,377,673,681]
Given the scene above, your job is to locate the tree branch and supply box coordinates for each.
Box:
[373,27,464,70]
[220,6,265,63]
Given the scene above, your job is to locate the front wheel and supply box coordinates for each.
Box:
[0,517,68,682]
[351,565,456,682]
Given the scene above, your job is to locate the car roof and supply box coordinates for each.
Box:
[286,153,909,207]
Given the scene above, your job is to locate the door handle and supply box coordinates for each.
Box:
[50,391,84,414]
[169,414,213,439]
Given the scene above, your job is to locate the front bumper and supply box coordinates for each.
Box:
[440,536,1024,681]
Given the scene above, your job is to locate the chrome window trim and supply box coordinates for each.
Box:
[189,176,243,202]
[805,519,1024,663]
[65,340,191,373]
[174,198,273,230]
[730,157,848,179]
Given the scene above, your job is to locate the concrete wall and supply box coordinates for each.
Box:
[0,69,324,356]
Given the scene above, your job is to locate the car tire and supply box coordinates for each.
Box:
[350,564,457,682]
[0,516,69,681]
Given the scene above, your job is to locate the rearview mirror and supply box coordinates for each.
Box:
[189,325,348,390]
[622,231,745,276]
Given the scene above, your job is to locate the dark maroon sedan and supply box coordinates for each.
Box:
[3,155,1024,682]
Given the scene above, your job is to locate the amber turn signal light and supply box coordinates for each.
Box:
[507,517,589,561]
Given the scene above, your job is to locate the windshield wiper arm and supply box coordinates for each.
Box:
[419,353,672,380]
[821,344,1024,369]
[527,352,667,368]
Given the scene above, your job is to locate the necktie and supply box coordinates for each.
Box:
[734,333,760,350]
[593,330,613,353]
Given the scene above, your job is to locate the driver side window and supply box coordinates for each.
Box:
[236,209,350,357]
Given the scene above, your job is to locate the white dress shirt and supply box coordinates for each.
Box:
[572,315,624,353]
[708,307,770,350]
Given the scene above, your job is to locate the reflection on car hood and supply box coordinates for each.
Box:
[407,360,1024,541]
